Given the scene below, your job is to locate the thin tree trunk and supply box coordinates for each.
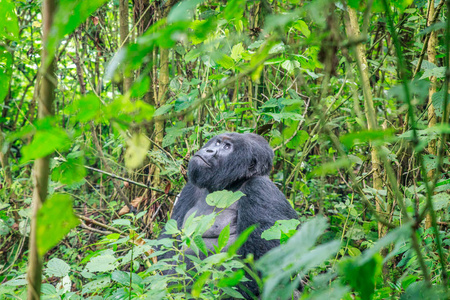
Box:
[426,0,438,229]
[151,47,169,189]
[346,8,385,238]
[148,0,178,194]
[119,0,132,93]
[27,0,57,298]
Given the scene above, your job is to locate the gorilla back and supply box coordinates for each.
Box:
[164,133,298,298]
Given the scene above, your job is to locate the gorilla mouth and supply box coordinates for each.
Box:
[194,155,211,167]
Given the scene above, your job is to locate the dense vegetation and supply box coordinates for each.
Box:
[1,0,450,299]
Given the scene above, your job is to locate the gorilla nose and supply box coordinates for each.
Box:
[199,147,216,158]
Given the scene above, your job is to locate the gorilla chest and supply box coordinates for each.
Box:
[183,201,238,250]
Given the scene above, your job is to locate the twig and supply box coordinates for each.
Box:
[80,222,114,235]
[76,214,123,234]
[84,165,175,196]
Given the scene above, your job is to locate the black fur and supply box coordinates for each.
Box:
[161,132,298,298]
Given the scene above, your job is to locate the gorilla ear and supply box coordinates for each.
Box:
[248,158,257,173]
[245,134,274,176]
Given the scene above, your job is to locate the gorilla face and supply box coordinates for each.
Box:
[188,133,274,192]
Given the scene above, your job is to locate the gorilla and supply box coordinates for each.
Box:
[160,132,298,298]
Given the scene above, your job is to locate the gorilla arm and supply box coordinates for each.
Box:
[237,176,298,260]
[157,182,207,260]
[170,182,207,229]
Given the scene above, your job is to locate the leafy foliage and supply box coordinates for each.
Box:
[1,0,450,299]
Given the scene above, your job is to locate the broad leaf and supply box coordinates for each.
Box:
[0,47,12,104]
[45,258,70,277]
[261,219,300,241]
[228,225,256,256]
[85,254,117,273]
[125,133,150,169]
[193,235,208,256]
[0,0,19,42]
[191,271,211,297]
[431,90,450,118]
[164,219,180,235]
[217,223,230,251]
[339,254,383,300]
[257,217,340,299]
[51,155,86,185]
[37,194,80,256]
[206,190,245,208]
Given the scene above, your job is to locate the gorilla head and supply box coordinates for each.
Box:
[188,133,274,192]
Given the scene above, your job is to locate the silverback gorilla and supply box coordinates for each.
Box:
[162,132,298,298]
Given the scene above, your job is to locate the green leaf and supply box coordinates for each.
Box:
[111,270,130,285]
[287,129,309,149]
[312,158,352,176]
[0,47,12,103]
[218,223,230,251]
[215,53,235,69]
[85,254,117,273]
[41,283,58,296]
[431,193,450,211]
[231,43,245,61]
[339,254,382,300]
[257,217,340,300]
[0,0,19,41]
[340,129,395,148]
[419,67,446,80]
[81,276,111,295]
[206,190,245,208]
[185,48,202,62]
[347,0,360,9]
[163,121,186,147]
[228,225,256,256]
[402,281,446,299]
[262,112,303,122]
[51,155,86,185]
[46,0,109,68]
[222,286,245,298]
[262,240,341,299]
[191,271,211,297]
[164,219,180,235]
[129,76,151,98]
[431,90,450,118]
[37,194,80,257]
[293,19,311,37]
[111,270,142,286]
[65,94,102,123]
[261,219,300,241]
[167,0,203,23]
[21,124,72,163]
[348,246,362,257]
[222,0,245,21]
[45,258,70,277]
[281,60,300,74]
[193,213,216,237]
[218,269,245,287]
[193,235,208,256]
[125,133,150,169]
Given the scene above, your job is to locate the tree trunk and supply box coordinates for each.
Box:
[346,8,385,238]
[27,0,57,298]
[425,0,438,229]
[119,0,132,93]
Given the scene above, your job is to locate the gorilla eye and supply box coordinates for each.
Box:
[224,144,231,150]
[215,141,221,146]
